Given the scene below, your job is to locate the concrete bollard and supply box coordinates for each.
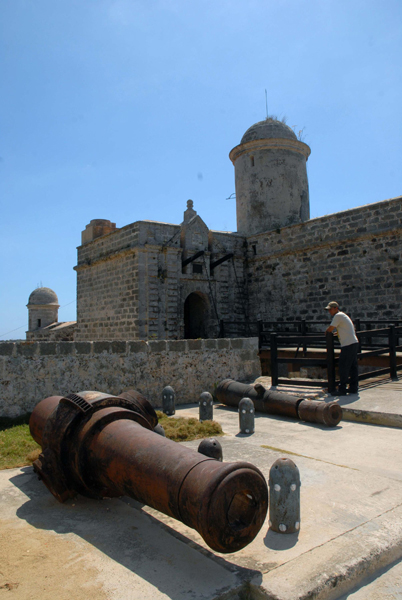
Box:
[199,391,213,422]
[198,437,223,461]
[162,386,175,416]
[154,423,166,437]
[269,458,301,534]
[239,397,255,434]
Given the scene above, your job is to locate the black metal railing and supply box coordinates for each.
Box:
[220,318,402,349]
[270,325,402,392]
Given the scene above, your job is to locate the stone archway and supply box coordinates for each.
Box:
[184,292,209,339]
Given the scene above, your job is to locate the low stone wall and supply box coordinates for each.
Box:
[0,338,260,418]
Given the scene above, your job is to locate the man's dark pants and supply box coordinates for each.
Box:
[339,342,359,392]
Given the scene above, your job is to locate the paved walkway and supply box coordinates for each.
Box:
[262,372,402,428]
[1,377,402,599]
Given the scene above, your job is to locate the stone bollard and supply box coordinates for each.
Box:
[198,438,223,461]
[239,397,255,434]
[154,423,166,437]
[199,391,213,422]
[268,458,301,534]
[162,386,175,416]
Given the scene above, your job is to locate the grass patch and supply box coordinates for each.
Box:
[0,424,41,470]
[156,411,223,442]
[0,411,223,470]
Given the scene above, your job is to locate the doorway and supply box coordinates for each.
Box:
[184,292,209,339]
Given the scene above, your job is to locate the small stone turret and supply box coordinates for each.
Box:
[81,219,117,245]
[229,118,311,236]
[27,287,59,332]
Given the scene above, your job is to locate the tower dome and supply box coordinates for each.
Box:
[27,287,59,332]
[28,287,59,306]
[241,119,298,144]
[229,118,311,236]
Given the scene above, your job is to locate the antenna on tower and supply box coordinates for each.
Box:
[265,89,268,119]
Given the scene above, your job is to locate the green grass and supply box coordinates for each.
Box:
[0,411,223,470]
[156,411,223,442]
[0,423,41,470]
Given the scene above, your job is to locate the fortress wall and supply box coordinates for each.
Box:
[247,196,402,322]
[0,338,260,418]
[75,222,142,340]
[75,250,141,341]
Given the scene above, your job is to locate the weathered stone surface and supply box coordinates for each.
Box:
[39,343,57,356]
[187,339,203,351]
[16,343,38,358]
[204,339,217,350]
[0,343,15,356]
[0,338,261,418]
[57,342,75,355]
[247,197,402,324]
[75,342,92,355]
[129,341,149,353]
[167,341,187,352]
[93,342,111,354]
[111,341,127,354]
[74,212,248,342]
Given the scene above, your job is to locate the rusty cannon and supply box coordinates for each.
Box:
[29,389,268,553]
[215,380,342,427]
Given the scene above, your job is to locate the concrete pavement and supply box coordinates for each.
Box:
[263,372,402,429]
[1,376,402,599]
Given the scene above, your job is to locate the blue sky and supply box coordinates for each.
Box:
[1,0,401,339]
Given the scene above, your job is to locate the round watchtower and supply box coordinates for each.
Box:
[229,118,311,236]
[27,287,59,331]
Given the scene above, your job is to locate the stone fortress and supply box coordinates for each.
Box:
[26,117,402,342]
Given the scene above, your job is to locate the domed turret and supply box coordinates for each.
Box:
[241,119,298,144]
[229,118,311,236]
[27,287,59,332]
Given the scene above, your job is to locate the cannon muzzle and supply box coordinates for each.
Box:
[216,379,342,427]
[30,390,268,553]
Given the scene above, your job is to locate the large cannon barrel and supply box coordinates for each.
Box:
[215,379,342,427]
[30,390,268,554]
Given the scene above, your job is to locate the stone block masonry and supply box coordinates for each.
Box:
[247,196,402,322]
[0,338,261,418]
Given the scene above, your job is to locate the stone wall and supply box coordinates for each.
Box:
[75,222,142,340]
[75,216,248,341]
[246,196,402,322]
[0,338,260,418]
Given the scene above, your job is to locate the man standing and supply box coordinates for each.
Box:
[325,301,359,395]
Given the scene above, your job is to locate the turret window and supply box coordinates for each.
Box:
[37,319,41,327]
[250,156,255,167]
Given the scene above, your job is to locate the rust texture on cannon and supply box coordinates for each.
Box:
[215,379,342,427]
[29,389,268,554]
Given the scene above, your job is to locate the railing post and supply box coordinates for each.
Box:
[271,333,278,387]
[326,331,336,394]
[355,318,362,354]
[367,322,372,347]
[395,323,400,350]
[258,320,263,349]
[301,319,307,356]
[389,325,397,380]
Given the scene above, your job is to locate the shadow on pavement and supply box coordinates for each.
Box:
[11,467,263,595]
[264,529,299,550]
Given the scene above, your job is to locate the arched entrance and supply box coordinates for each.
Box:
[184,292,209,339]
